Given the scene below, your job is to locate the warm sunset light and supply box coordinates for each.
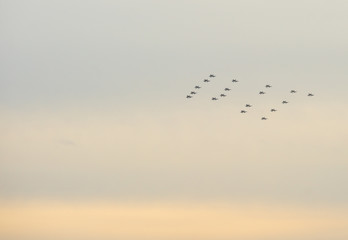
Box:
[1,0,348,239]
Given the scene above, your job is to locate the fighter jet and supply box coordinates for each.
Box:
[195,86,201,89]
[308,93,314,96]
[259,91,265,94]
[212,97,218,101]
[209,74,216,77]
[232,79,238,82]
[224,88,231,91]
[290,90,297,93]
[270,109,277,112]
[241,110,247,113]
[261,117,268,120]
[282,100,288,104]
[190,91,196,95]
[186,95,192,99]
[245,104,252,107]
[265,85,272,88]
[203,79,210,82]
[220,94,226,97]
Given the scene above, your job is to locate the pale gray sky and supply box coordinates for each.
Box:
[1,0,348,108]
[1,0,348,204]
[2,1,348,240]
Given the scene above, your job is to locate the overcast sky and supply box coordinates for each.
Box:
[1,0,348,239]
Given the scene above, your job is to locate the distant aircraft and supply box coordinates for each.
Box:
[290,90,297,93]
[245,104,252,107]
[209,74,216,77]
[220,94,226,97]
[232,79,238,82]
[190,91,196,95]
[261,117,268,120]
[203,79,210,82]
[186,95,192,98]
[224,88,231,91]
[195,86,201,89]
[308,93,314,96]
[241,110,247,113]
[259,91,265,94]
[282,100,288,104]
[265,85,272,88]
[270,109,277,112]
[212,97,218,100]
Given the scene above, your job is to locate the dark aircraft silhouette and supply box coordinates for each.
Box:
[259,91,265,94]
[232,79,238,82]
[290,90,297,93]
[203,79,210,82]
[212,97,218,100]
[195,86,201,89]
[224,88,231,91]
[190,91,197,95]
[186,95,192,99]
[209,74,216,77]
[261,117,268,120]
[270,109,277,112]
[245,104,252,107]
[220,94,226,97]
[308,93,314,96]
[241,110,247,113]
[282,101,288,104]
[265,85,272,88]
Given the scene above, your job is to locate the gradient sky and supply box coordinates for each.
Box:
[1,0,348,239]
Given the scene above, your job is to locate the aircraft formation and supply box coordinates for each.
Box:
[186,74,315,120]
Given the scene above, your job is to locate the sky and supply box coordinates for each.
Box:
[1,0,348,239]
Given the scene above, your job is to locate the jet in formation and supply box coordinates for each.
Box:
[185,74,315,120]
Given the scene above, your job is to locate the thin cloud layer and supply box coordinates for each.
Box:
[1,0,348,239]
[1,104,347,203]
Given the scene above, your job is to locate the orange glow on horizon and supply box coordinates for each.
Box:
[1,201,347,240]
